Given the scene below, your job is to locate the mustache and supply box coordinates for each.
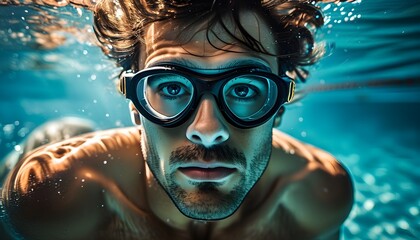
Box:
[169,144,246,167]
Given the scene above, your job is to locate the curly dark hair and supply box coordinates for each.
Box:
[93,0,353,82]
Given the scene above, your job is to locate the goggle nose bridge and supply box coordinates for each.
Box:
[179,76,232,116]
[191,76,227,96]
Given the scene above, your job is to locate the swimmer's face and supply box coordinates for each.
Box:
[138,11,279,220]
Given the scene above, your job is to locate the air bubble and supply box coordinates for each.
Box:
[363,199,375,211]
[378,192,395,203]
[3,124,15,137]
[369,225,383,237]
[397,219,409,230]
[347,223,360,234]
[14,145,21,152]
[76,8,83,16]
[362,173,375,185]
[383,223,396,235]
[409,206,419,216]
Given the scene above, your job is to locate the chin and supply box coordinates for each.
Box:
[178,199,240,221]
[168,181,247,220]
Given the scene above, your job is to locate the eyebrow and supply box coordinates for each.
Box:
[150,58,272,72]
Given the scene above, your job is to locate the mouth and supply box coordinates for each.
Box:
[178,163,237,182]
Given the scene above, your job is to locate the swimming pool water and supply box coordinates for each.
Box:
[1,0,419,239]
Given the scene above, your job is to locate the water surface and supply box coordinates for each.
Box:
[0,0,419,239]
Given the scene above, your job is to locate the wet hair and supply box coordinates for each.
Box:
[93,0,352,82]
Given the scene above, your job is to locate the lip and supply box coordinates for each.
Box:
[178,163,237,182]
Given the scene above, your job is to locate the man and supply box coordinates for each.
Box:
[1,0,353,239]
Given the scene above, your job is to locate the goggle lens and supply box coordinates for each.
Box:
[222,75,278,120]
[138,73,194,119]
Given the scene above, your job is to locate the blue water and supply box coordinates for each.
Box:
[1,0,419,239]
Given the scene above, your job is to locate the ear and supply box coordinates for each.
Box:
[273,106,285,128]
[129,102,141,125]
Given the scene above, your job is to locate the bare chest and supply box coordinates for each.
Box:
[98,204,308,240]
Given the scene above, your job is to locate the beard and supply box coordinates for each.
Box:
[142,130,272,220]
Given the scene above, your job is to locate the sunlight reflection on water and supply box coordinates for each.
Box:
[1,0,419,239]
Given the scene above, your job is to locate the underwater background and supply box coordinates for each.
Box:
[0,0,419,239]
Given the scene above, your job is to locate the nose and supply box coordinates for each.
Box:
[186,95,229,148]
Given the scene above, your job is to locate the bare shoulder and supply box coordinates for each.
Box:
[2,127,141,196]
[271,129,354,238]
[1,127,143,239]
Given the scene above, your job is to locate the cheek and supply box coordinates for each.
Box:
[235,117,274,142]
[231,119,274,154]
[142,118,188,156]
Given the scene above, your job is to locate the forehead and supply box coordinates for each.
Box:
[141,11,278,72]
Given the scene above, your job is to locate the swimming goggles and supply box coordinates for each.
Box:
[119,64,295,129]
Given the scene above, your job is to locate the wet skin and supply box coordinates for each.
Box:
[139,12,283,225]
[1,11,353,240]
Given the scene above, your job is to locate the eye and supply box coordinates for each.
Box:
[229,84,258,99]
[159,82,190,98]
[163,83,182,95]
